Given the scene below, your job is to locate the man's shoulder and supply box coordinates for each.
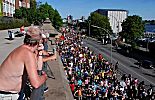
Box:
[16,45,34,57]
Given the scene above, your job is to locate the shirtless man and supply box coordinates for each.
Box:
[0,26,47,99]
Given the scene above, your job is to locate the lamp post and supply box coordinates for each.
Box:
[91,25,113,63]
[88,20,91,37]
[146,39,149,52]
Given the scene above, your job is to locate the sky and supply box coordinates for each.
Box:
[37,0,155,20]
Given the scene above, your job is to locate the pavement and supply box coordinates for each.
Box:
[0,28,74,100]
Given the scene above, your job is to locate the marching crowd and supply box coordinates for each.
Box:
[57,31,154,100]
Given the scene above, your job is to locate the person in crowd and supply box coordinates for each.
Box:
[74,86,83,100]
[0,26,47,100]
[70,81,75,95]
[114,61,119,71]
[20,25,26,35]
[8,29,14,40]
[147,84,153,99]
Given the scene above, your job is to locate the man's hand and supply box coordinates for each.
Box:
[38,44,44,51]
[42,71,47,80]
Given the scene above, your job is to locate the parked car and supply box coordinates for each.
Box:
[141,60,154,69]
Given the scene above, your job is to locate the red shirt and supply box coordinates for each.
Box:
[70,83,75,92]
[20,26,24,32]
[98,54,103,60]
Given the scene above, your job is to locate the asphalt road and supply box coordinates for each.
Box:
[0,28,24,64]
[83,37,155,87]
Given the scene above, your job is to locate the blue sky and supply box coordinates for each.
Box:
[37,0,155,20]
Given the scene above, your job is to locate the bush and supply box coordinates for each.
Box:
[0,17,30,30]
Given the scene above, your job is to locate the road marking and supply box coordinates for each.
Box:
[119,61,155,85]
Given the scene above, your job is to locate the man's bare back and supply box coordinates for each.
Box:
[0,45,36,92]
[0,26,47,94]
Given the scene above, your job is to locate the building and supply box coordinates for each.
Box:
[0,0,16,17]
[0,0,30,17]
[95,9,128,35]
[15,0,30,9]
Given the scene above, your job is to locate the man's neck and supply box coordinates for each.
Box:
[23,44,36,52]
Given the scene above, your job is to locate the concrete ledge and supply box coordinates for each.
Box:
[45,43,74,100]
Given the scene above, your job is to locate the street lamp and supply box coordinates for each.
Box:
[146,39,149,52]
[91,25,113,63]
[88,20,91,37]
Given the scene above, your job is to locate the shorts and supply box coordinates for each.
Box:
[0,93,19,100]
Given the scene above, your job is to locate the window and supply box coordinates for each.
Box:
[19,1,22,7]
[7,3,9,13]
[3,3,5,12]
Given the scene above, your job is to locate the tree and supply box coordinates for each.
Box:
[144,20,155,25]
[30,0,37,10]
[88,12,112,37]
[26,8,37,24]
[14,1,63,28]
[120,15,144,44]
[53,9,63,29]
[37,3,62,28]
[37,2,54,22]
[14,0,37,24]
[14,9,22,19]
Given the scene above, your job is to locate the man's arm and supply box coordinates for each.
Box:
[24,51,47,89]
[41,49,57,62]
[42,50,50,56]
[42,53,57,62]
[37,50,43,70]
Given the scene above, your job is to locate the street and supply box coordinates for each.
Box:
[83,37,155,87]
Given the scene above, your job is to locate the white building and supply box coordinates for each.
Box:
[95,9,128,35]
[0,0,30,17]
[2,0,15,17]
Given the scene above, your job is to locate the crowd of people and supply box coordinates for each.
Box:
[57,31,154,100]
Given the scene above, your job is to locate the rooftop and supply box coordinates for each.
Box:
[96,9,128,12]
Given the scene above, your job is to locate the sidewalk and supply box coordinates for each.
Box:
[0,29,74,100]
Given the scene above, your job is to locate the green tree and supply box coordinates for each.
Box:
[37,2,55,22]
[29,0,37,24]
[14,1,62,28]
[37,3,62,29]
[88,12,112,37]
[120,15,144,44]
[26,8,37,24]
[14,9,22,19]
[20,7,28,19]
[30,0,37,10]
[144,20,155,25]
[53,9,63,29]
